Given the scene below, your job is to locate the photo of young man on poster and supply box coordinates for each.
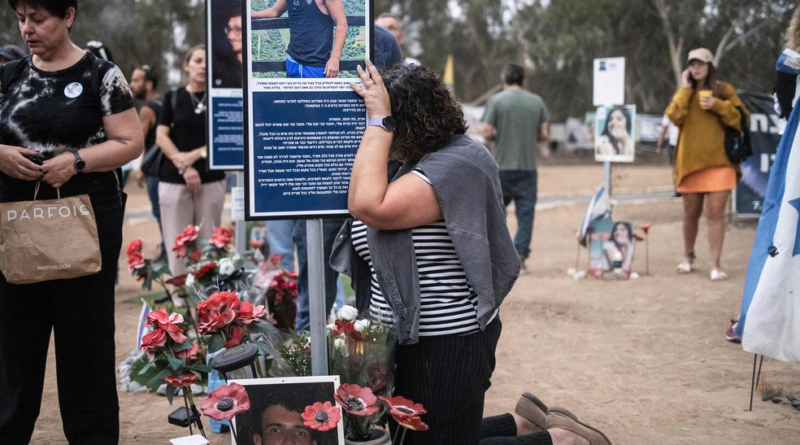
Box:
[252,0,350,79]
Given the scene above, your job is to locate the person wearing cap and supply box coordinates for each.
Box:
[0,43,26,64]
[666,48,749,281]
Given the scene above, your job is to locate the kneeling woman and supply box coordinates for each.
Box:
[333,62,614,445]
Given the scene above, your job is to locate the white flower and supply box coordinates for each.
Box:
[218,258,235,276]
[354,319,371,332]
[340,305,359,321]
[334,338,345,350]
[327,323,336,332]
[185,274,195,288]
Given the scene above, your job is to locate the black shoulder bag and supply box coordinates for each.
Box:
[721,105,752,164]
[140,88,178,177]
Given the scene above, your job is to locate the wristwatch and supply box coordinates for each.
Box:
[367,115,396,132]
[72,150,86,173]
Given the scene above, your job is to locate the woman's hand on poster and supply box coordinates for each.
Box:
[182,166,201,192]
[681,69,692,88]
[41,152,77,189]
[0,144,42,181]
[351,61,391,119]
[698,95,716,110]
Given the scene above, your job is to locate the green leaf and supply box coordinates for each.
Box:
[193,363,213,373]
[168,355,184,371]
[138,359,155,375]
[153,264,172,276]
[208,334,226,353]
[146,368,172,390]
[173,340,193,353]
[166,384,176,405]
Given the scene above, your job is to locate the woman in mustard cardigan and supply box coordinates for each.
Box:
[666,48,748,281]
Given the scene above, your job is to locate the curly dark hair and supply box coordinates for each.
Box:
[381,64,467,161]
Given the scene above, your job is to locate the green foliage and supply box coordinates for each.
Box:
[376,0,797,119]
[276,331,312,376]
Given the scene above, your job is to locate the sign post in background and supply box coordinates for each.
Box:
[593,57,628,195]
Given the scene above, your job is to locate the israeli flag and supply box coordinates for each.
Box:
[736,51,800,362]
[577,185,610,246]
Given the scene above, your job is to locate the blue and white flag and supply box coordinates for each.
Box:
[577,185,610,245]
[736,60,800,362]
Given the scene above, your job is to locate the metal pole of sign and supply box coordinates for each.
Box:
[604,160,612,198]
[306,219,329,376]
[235,173,247,254]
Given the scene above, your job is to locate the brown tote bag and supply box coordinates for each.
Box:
[0,182,101,284]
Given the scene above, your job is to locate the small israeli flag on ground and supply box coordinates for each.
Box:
[577,185,610,246]
[736,51,800,362]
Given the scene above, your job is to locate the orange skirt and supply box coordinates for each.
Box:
[677,166,737,193]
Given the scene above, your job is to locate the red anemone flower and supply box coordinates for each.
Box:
[176,342,199,360]
[127,251,145,271]
[638,223,652,235]
[140,329,167,359]
[301,401,341,432]
[173,225,199,258]
[223,324,247,349]
[379,396,428,430]
[126,239,143,256]
[210,227,233,249]
[334,384,379,417]
[238,301,267,325]
[164,372,198,388]
[145,309,187,343]
[197,291,240,334]
[201,382,251,421]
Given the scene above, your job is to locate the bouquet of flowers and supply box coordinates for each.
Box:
[327,305,396,440]
[250,254,299,329]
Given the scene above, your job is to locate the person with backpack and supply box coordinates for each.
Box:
[666,47,749,282]
[0,1,143,443]
[130,64,168,263]
[156,45,226,305]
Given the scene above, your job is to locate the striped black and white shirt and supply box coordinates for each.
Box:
[350,169,496,337]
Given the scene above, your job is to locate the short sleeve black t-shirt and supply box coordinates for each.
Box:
[0,53,134,203]
[157,88,223,184]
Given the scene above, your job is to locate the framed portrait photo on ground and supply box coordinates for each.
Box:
[231,376,344,445]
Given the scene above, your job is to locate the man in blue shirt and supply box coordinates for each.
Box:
[253,0,348,79]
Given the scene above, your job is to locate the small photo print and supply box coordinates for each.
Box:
[231,376,344,445]
[588,219,636,278]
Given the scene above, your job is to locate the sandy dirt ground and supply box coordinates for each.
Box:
[27,162,800,445]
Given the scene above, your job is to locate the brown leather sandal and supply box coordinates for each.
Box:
[514,392,548,431]
[546,407,613,445]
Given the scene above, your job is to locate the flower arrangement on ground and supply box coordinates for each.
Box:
[328,305,395,399]
[123,226,300,399]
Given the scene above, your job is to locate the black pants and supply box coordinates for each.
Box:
[480,414,553,445]
[393,318,503,445]
[0,196,125,444]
